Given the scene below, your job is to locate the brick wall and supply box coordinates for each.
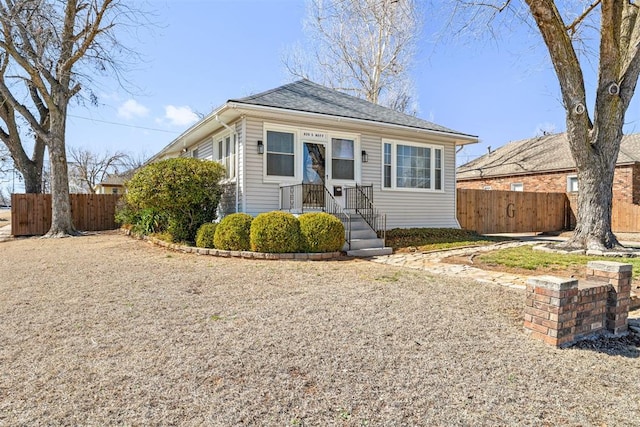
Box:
[458,164,638,204]
[524,261,632,347]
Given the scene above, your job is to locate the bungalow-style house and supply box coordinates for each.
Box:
[94,174,126,195]
[457,132,640,204]
[149,79,478,255]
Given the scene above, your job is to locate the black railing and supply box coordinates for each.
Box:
[279,183,351,247]
[344,184,386,240]
[280,183,325,212]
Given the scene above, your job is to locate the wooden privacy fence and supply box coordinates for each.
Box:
[457,189,569,234]
[11,193,121,236]
[566,193,640,233]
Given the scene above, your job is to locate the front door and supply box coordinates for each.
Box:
[302,142,326,208]
[303,142,326,184]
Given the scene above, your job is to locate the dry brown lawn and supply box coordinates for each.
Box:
[0,209,10,223]
[1,232,639,426]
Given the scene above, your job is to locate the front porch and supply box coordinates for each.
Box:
[279,183,391,256]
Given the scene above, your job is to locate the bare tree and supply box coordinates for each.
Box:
[0,87,47,193]
[284,0,421,113]
[451,0,640,250]
[67,146,128,194]
[0,0,142,237]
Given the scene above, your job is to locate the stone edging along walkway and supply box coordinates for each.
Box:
[124,229,343,261]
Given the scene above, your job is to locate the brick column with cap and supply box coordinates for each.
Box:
[585,261,632,335]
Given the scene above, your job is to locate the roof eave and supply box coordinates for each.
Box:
[228,102,479,143]
[146,104,234,164]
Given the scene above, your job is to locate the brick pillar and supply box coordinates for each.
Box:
[524,276,579,347]
[586,261,632,335]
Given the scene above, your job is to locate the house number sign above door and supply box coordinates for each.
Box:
[302,130,327,142]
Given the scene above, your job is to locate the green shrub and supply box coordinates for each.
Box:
[133,208,169,235]
[214,213,253,251]
[123,158,225,242]
[250,211,302,253]
[299,212,345,252]
[195,222,218,248]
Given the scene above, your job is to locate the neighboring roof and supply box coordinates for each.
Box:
[457,133,640,180]
[97,175,126,186]
[229,79,477,139]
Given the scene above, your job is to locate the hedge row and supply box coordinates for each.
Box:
[196,211,345,253]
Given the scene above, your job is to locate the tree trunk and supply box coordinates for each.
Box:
[563,123,622,250]
[44,117,76,237]
[21,162,43,193]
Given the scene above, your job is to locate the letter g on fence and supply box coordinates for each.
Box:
[506,203,515,218]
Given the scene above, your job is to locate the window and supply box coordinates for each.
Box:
[214,134,236,179]
[511,183,524,192]
[266,130,295,177]
[383,143,392,188]
[567,175,578,192]
[483,186,492,190]
[112,188,119,195]
[383,140,443,191]
[331,138,354,180]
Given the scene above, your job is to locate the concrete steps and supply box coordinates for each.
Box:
[337,214,392,257]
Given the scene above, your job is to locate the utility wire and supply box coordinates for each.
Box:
[68,114,180,134]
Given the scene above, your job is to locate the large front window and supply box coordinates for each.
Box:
[266,130,295,177]
[383,140,443,191]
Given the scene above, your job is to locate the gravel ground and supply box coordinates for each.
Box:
[1,232,639,426]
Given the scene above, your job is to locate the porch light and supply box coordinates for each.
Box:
[361,150,369,163]
[257,140,264,154]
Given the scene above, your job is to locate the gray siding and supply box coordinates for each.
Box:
[218,183,237,217]
[361,134,459,229]
[195,138,213,160]
[243,117,281,215]
[238,115,459,228]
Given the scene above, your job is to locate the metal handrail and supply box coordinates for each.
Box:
[344,184,386,239]
[322,186,351,248]
[279,183,351,248]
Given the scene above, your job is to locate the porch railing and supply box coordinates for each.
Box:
[344,184,387,241]
[280,183,351,247]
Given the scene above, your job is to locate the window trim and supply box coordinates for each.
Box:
[328,133,359,183]
[510,182,524,192]
[567,175,578,193]
[213,131,237,182]
[381,139,445,192]
[263,124,299,183]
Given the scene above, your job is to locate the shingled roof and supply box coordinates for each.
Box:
[230,79,476,138]
[457,133,640,180]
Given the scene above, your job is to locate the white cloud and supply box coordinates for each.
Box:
[163,105,199,127]
[117,99,149,120]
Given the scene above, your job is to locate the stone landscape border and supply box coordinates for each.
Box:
[122,229,343,261]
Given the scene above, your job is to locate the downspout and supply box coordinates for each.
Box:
[215,115,239,214]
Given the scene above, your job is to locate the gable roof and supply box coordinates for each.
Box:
[229,79,476,139]
[457,133,640,180]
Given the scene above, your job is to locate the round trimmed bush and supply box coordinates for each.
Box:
[250,211,302,253]
[195,222,218,248]
[299,212,345,252]
[214,213,253,251]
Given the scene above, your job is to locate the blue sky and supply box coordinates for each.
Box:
[63,0,640,166]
